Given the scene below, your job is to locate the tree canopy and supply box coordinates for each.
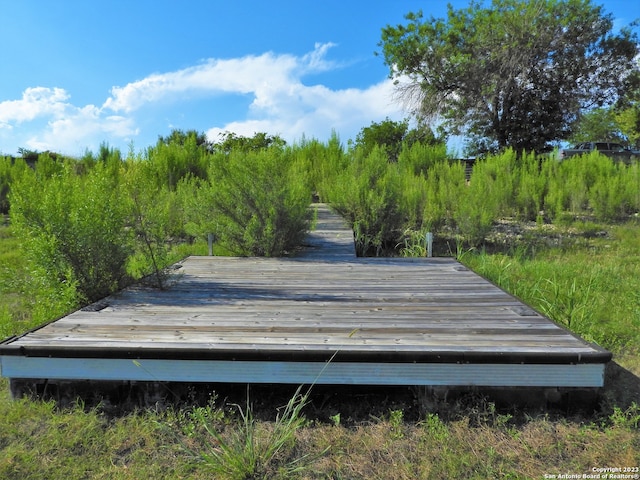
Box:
[379,0,640,154]
[354,118,441,161]
[570,78,640,147]
[212,131,286,154]
[568,107,626,145]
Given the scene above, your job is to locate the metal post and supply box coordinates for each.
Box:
[426,232,433,258]
[208,233,214,256]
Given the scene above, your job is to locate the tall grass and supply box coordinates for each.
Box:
[459,223,640,354]
[190,386,323,479]
[0,373,637,479]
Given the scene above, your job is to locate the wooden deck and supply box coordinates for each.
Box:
[0,204,611,389]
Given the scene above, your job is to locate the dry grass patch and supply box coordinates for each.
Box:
[290,412,639,480]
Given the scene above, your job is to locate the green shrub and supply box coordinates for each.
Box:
[327,147,405,255]
[397,142,448,177]
[621,162,640,215]
[10,162,132,303]
[588,161,640,221]
[0,157,14,215]
[295,132,349,201]
[514,152,548,221]
[177,176,218,243]
[146,133,209,189]
[422,159,467,232]
[124,160,185,288]
[544,153,640,221]
[453,152,516,245]
[0,157,30,215]
[205,148,311,256]
[398,172,429,232]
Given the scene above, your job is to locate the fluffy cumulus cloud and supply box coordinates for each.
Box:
[0,43,404,155]
[25,107,138,153]
[196,44,404,143]
[103,50,301,114]
[0,87,69,128]
[206,80,402,144]
[0,87,138,154]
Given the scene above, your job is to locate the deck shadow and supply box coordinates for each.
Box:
[603,361,640,410]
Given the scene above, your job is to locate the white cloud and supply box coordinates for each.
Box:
[1,43,407,155]
[0,87,139,154]
[0,87,69,128]
[207,77,404,144]
[103,41,404,143]
[300,42,340,74]
[102,48,304,114]
[26,106,138,153]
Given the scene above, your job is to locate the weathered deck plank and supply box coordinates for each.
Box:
[0,204,611,388]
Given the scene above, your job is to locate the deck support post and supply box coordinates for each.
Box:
[207,233,214,256]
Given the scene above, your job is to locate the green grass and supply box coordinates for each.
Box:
[0,222,639,479]
[0,378,194,479]
[458,221,640,365]
[181,385,323,479]
[0,378,638,479]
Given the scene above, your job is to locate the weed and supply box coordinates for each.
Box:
[534,276,595,330]
[388,409,405,440]
[330,412,341,427]
[608,403,640,429]
[397,228,429,257]
[421,413,449,442]
[191,386,324,479]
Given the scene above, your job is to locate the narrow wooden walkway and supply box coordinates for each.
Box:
[0,204,611,389]
[297,204,356,260]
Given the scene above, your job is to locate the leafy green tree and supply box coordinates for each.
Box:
[17,147,39,162]
[97,142,122,163]
[616,105,640,148]
[212,132,286,154]
[354,118,441,162]
[570,74,640,147]
[355,118,409,162]
[615,77,640,148]
[379,0,640,154]
[157,129,210,149]
[569,108,627,144]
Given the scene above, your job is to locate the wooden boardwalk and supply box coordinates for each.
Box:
[0,204,611,389]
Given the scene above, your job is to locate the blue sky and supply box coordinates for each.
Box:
[1,0,638,157]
